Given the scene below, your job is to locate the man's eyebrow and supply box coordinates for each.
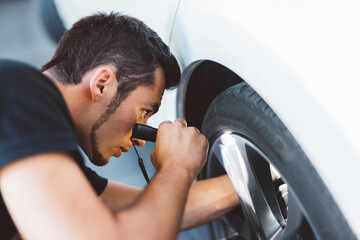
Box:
[150,103,159,114]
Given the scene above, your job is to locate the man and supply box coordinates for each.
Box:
[0,13,239,239]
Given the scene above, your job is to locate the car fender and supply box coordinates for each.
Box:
[53,0,179,45]
[169,0,360,235]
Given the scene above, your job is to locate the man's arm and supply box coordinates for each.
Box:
[0,153,118,240]
[181,175,239,230]
[99,181,143,212]
[0,152,193,239]
[99,175,239,231]
[0,119,208,239]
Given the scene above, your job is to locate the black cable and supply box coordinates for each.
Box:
[131,139,150,184]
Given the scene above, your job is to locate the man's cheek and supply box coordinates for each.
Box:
[123,113,138,132]
[114,119,136,138]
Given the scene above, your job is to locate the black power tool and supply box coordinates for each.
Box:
[131,124,157,142]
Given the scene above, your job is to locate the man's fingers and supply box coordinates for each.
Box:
[158,120,172,130]
[155,118,208,178]
[160,119,187,128]
[191,126,200,133]
[150,151,159,171]
[174,118,187,127]
[160,120,172,126]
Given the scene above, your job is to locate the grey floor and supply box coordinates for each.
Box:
[0,0,210,238]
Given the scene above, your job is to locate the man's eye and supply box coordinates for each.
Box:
[143,110,152,117]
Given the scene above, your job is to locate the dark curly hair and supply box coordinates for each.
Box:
[42,12,180,90]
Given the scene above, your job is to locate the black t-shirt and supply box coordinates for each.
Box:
[0,59,108,239]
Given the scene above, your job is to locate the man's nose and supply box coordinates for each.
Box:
[132,138,146,147]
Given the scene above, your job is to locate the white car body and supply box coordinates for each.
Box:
[54,0,360,237]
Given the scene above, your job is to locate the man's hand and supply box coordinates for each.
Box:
[0,120,209,240]
[151,118,209,180]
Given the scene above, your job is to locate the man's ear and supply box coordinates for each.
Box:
[89,65,117,101]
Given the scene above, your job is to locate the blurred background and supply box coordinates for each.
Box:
[0,0,209,238]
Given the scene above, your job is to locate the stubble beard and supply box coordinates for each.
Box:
[87,81,144,166]
[90,126,108,166]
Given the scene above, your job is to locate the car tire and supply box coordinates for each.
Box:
[199,82,355,239]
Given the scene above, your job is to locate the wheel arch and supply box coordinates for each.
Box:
[176,60,244,129]
[171,1,360,235]
[176,59,358,239]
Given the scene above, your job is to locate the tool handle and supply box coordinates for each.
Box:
[132,124,157,142]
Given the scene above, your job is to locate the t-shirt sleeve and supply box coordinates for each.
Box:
[0,60,80,166]
[83,166,108,195]
[0,60,107,195]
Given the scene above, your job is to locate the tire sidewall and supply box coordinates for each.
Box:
[200,82,354,239]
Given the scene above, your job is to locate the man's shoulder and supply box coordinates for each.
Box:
[0,59,42,80]
[0,59,55,90]
[0,59,67,112]
[0,59,77,167]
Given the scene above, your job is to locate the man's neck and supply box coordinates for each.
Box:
[42,70,90,150]
[43,70,83,116]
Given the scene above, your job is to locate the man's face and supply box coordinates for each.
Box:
[89,68,165,166]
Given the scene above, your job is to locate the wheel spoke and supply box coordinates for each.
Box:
[276,192,310,239]
[211,133,283,238]
[248,148,286,228]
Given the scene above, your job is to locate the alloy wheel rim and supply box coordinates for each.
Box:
[207,132,312,239]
